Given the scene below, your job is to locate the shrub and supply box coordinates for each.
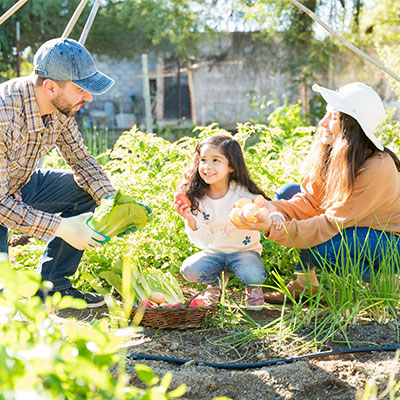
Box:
[77,122,313,291]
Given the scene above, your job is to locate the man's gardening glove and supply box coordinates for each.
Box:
[117,226,137,238]
[86,216,111,244]
[116,204,152,237]
[55,213,109,250]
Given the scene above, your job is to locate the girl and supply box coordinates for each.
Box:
[174,134,284,310]
[234,82,400,303]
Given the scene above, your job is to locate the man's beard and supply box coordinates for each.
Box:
[51,94,84,117]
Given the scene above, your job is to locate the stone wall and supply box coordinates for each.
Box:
[91,32,399,131]
[190,33,292,128]
[94,55,153,108]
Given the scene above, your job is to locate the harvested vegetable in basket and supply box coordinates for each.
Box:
[100,258,184,306]
[88,190,152,237]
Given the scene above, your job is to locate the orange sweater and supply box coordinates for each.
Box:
[268,152,400,249]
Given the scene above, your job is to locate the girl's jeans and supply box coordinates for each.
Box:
[0,169,96,291]
[181,250,267,287]
[275,183,400,281]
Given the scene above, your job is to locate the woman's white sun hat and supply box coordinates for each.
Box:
[312,82,385,151]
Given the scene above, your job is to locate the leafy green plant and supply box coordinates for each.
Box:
[155,124,196,142]
[9,105,400,386]
[248,93,311,137]
[10,238,44,271]
[0,254,186,399]
[41,148,67,170]
[375,107,400,152]
[84,126,109,155]
[89,190,153,237]
[89,127,199,275]
[80,122,313,294]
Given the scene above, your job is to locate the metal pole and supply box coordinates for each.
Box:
[287,0,400,84]
[79,0,101,44]
[62,0,90,38]
[142,54,153,133]
[0,0,29,25]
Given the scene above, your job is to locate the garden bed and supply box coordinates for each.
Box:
[9,124,400,398]
[54,296,400,400]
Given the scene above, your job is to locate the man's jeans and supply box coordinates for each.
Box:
[0,169,96,291]
[275,183,400,281]
[181,250,267,286]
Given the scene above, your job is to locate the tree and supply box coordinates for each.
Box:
[358,0,400,98]
[0,0,91,80]
[0,0,203,76]
[228,0,368,115]
[102,0,205,122]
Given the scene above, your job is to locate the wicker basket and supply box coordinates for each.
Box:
[130,290,217,329]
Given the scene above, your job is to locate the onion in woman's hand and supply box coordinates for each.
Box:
[229,207,246,226]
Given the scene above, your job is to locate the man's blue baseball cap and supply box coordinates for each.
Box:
[33,38,114,95]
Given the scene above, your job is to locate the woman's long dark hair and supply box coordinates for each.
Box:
[309,112,400,209]
[177,135,269,212]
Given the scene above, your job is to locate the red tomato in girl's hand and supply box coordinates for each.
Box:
[174,193,191,210]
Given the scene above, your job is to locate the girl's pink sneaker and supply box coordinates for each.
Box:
[245,287,264,311]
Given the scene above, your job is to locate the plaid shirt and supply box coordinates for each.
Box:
[0,77,116,242]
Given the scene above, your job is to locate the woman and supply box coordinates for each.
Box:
[234,82,400,303]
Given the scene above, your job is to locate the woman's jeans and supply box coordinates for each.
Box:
[181,250,267,287]
[275,183,400,281]
[298,228,400,282]
[0,169,96,291]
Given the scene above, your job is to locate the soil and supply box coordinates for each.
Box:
[11,236,399,399]
[54,291,400,400]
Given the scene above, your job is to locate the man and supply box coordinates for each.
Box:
[0,37,117,308]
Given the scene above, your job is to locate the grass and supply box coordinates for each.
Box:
[207,231,400,359]
[13,228,399,360]
[8,124,400,398]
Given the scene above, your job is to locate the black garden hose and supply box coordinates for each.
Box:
[128,345,400,370]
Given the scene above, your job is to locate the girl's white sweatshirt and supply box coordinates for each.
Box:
[184,182,263,255]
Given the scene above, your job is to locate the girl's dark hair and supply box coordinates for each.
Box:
[310,112,400,208]
[177,135,269,212]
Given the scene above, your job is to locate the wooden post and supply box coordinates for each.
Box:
[177,60,181,119]
[155,54,164,122]
[187,66,197,125]
[16,21,20,77]
[142,53,153,133]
